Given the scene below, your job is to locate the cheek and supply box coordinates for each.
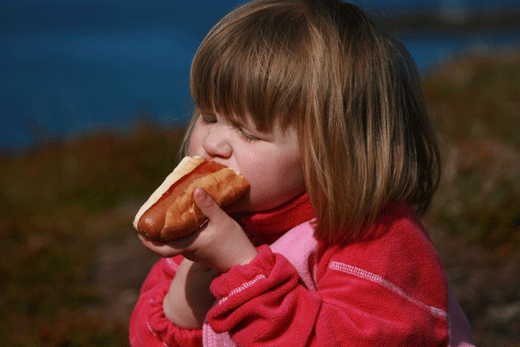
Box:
[243,158,306,211]
[187,124,204,156]
[187,139,197,157]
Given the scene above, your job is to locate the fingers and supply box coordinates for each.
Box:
[193,187,225,223]
[138,234,184,258]
[193,187,258,270]
[193,186,212,208]
[138,187,257,269]
[136,188,218,259]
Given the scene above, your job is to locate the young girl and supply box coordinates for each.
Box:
[130,0,474,346]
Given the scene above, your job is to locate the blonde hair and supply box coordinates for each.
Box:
[185,0,441,244]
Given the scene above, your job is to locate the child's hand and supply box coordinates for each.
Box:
[139,187,258,272]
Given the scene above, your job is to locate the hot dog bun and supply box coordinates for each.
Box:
[133,156,249,241]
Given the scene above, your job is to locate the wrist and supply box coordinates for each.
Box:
[163,290,183,326]
[163,290,201,329]
[163,261,220,329]
[236,247,259,267]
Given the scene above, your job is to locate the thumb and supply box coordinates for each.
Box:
[193,187,224,222]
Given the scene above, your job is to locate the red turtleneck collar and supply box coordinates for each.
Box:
[233,193,315,245]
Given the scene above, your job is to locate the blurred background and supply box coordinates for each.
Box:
[1,0,519,346]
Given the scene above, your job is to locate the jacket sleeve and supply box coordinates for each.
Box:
[129,256,203,347]
[206,245,449,347]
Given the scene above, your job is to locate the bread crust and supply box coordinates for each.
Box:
[162,167,249,240]
[133,156,249,241]
[132,156,205,230]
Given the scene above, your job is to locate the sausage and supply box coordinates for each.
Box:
[133,156,249,241]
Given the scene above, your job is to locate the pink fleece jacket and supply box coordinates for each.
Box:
[129,195,473,346]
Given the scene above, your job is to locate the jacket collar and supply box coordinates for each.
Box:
[234,193,315,245]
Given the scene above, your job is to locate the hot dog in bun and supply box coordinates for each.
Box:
[133,156,249,241]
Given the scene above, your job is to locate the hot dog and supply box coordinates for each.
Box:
[133,156,250,241]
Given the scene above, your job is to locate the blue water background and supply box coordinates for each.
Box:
[1,0,519,153]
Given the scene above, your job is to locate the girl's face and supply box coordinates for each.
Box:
[188,112,306,213]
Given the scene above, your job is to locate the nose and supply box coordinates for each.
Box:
[202,124,232,159]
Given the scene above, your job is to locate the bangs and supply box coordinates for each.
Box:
[185,0,441,244]
[190,1,310,133]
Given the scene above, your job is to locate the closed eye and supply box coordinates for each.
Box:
[238,127,260,142]
[230,119,261,142]
[200,112,262,142]
[200,113,217,124]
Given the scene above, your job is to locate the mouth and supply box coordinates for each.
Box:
[223,190,250,213]
[204,158,242,176]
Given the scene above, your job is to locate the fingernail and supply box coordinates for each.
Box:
[194,187,207,200]
[194,187,214,209]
